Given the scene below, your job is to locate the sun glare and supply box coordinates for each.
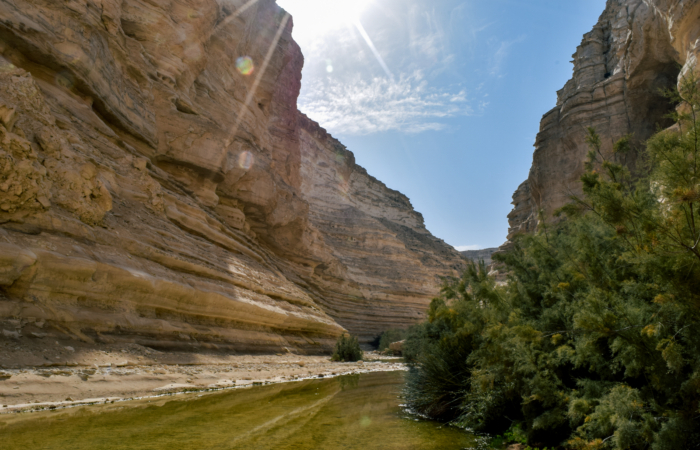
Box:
[277,0,373,42]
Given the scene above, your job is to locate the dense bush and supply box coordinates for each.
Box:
[405,74,700,449]
[331,334,363,362]
[376,328,409,352]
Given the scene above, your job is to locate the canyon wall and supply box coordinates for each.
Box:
[460,248,498,267]
[506,0,700,243]
[0,0,463,352]
[297,115,464,341]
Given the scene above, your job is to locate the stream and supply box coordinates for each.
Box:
[0,371,478,449]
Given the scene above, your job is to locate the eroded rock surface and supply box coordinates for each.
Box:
[506,0,694,243]
[297,115,464,341]
[460,248,498,267]
[0,0,463,353]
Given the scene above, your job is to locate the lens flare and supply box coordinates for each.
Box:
[238,151,254,170]
[277,0,373,43]
[236,56,255,76]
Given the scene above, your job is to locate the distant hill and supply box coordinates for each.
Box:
[460,248,499,266]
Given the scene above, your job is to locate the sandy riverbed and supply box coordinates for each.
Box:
[0,338,404,413]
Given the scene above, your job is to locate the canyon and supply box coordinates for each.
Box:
[0,0,464,356]
[3,0,699,360]
[506,0,700,242]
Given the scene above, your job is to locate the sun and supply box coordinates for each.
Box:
[277,0,373,43]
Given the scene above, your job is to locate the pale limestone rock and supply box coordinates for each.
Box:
[460,248,498,266]
[388,340,404,356]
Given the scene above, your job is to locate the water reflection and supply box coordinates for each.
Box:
[0,371,476,449]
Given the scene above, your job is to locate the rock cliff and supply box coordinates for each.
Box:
[0,0,463,353]
[460,248,498,266]
[297,115,464,341]
[506,0,700,242]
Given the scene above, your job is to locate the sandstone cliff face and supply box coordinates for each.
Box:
[297,115,464,342]
[0,0,463,352]
[506,0,688,242]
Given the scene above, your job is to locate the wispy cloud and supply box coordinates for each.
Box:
[490,35,526,76]
[299,72,474,135]
[455,245,482,251]
[450,90,467,102]
[286,0,505,136]
[408,7,449,65]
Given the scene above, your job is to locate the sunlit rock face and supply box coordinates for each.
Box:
[0,0,463,352]
[297,115,465,342]
[506,0,690,243]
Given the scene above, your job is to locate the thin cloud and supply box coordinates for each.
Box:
[490,35,526,76]
[299,73,474,135]
[450,90,467,102]
[404,6,457,79]
[408,7,448,62]
[472,22,495,35]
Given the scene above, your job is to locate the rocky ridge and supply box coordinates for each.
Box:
[0,0,464,354]
[506,0,700,242]
[297,114,464,341]
[460,248,498,267]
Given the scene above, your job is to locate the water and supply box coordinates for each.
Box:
[0,371,477,449]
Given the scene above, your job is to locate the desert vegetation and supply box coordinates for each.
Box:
[374,328,409,353]
[331,334,364,362]
[405,75,700,449]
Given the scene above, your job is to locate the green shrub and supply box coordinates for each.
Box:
[376,328,408,351]
[503,424,528,444]
[331,334,363,362]
[401,324,428,362]
[405,73,700,449]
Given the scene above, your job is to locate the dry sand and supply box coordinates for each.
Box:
[0,336,404,414]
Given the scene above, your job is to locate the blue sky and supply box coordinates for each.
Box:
[276,0,607,250]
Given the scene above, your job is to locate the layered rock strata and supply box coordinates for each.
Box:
[297,115,464,341]
[506,0,688,242]
[0,0,462,352]
[460,248,498,267]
